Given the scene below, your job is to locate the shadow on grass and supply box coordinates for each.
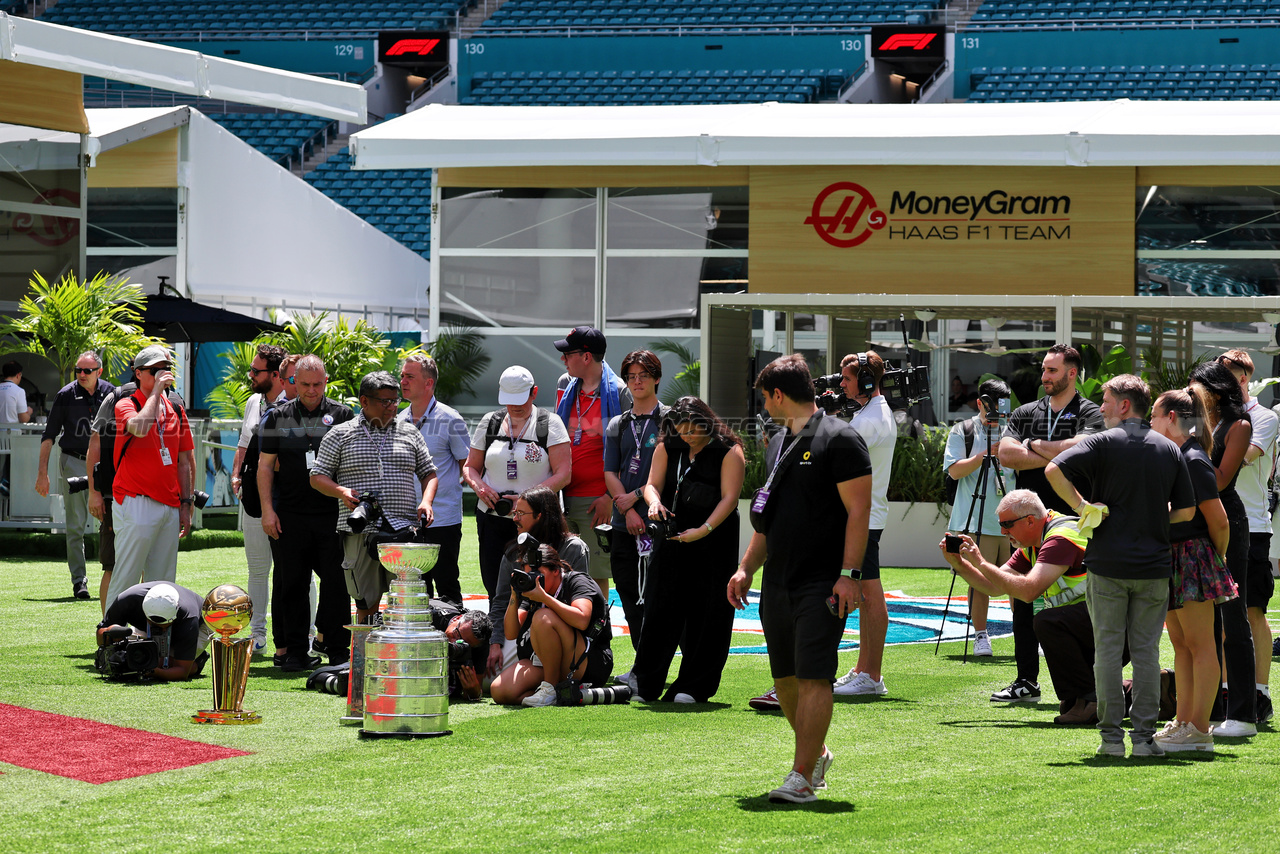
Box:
[938,718,1071,730]
[835,696,918,707]
[23,595,83,603]
[938,652,1015,664]
[735,794,855,813]
[1050,751,1231,767]
[632,701,734,713]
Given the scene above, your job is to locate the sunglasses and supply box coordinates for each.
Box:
[141,364,173,374]
[248,367,274,376]
[998,514,1031,530]
[74,367,99,375]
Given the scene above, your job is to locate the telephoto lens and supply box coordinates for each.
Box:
[65,475,90,494]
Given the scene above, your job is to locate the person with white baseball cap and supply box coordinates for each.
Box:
[96,581,211,681]
[463,366,571,603]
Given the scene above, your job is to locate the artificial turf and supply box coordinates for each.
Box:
[2,528,1278,853]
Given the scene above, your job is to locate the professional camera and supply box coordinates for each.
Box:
[490,491,519,517]
[880,364,932,411]
[95,625,160,681]
[645,515,680,543]
[510,532,543,593]
[307,662,350,696]
[191,489,210,509]
[446,639,472,672]
[978,393,1012,425]
[347,490,383,533]
[555,678,634,705]
[66,474,90,494]
[592,523,613,555]
[812,372,862,418]
[813,372,842,393]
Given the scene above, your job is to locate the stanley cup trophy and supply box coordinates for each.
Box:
[360,542,452,739]
[192,584,262,725]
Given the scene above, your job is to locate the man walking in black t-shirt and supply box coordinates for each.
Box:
[258,355,354,670]
[728,355,872,805]
[995,344,1103,704]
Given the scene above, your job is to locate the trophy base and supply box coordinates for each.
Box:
[339,715,363,726]
[358,728,452,740]
[192,709,262,725]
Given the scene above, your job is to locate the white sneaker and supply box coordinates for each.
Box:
[252,634,267,655]
[811,746,834,791]
[1212,719,1258,737]
[973,631,992,657]
[1155,722,1213,752]
[768,770,817,804]
[832,670,887,696]
[673,693,696,704]
[521,681,558,707]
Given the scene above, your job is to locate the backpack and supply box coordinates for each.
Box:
[944,418,977,507]
[483,408,551,454]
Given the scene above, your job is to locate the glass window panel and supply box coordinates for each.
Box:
[0,168,79,209]
[1138,258,1280,297]
[605,256,748,329]
[439,187,597,249]
[85,254,177,283]
[1137,185,1280,251]
[86,188,178,248]
[0,212,80,302]
[441,255,595,328]
[606,186,748,249]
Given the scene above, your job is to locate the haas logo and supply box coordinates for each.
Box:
[804,182,887,248]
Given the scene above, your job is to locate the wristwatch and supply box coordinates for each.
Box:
[179,497,194,506]
[840,567,863,581]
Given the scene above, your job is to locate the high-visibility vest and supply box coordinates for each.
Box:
[1018,511,1089,609]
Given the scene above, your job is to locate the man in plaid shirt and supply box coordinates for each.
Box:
[311,371,438,623]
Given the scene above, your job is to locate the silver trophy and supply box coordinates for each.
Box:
[359,542,453,739]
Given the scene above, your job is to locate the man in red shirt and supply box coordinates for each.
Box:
[554,326,631,598]
[103,346,195,608]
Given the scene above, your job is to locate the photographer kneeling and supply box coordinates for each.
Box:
[95,581,211,681]
[485,486,589,682]
[489,539,612,707]
[431,600,492,700]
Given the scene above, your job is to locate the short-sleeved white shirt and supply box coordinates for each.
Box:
[469,405,570,512]
[850,394,897,531]
[0,381,28,424]
[1242,398,1279,533]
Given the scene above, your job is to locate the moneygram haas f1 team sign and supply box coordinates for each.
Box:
[750,165,1135,297]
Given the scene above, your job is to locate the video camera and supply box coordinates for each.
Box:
[95,625,160,681]
[813,372,862,418]
[879,364,932,411]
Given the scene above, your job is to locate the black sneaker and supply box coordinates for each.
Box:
[991,677,1041,703]
[281,652,322,672]
[1259,690,1274,724]
[1273,635,1279,658]
[72,579,91,600]
[190,650,210,679]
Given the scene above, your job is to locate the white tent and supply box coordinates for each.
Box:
[350,100,1280,170]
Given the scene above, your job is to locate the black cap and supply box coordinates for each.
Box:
[553,325,606,356]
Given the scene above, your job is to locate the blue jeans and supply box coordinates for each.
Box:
[1086,573,1168,744]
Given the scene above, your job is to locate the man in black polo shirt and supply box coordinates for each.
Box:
[36,350,116,601]
[995,343,1103,704]
[96,581,210,681]
[728,355,872,805]
[258,355,354,670]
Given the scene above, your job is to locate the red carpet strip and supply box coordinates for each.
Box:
[0,703,250,784]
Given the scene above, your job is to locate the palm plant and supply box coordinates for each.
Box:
[0,271,163,382]
[651,338,701,404]
[420,325,490,403]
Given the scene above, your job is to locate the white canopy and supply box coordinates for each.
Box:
[351,100,1280,170]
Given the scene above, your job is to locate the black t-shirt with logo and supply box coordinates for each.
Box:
[260,397,354,517]
[98,581,204,661]
[760,412,873,589]
[1002,391,1103,514]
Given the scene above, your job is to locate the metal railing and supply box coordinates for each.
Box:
[912,59,950,103]
[837,61,871,101]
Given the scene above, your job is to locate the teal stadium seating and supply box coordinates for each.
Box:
[464,67,849,104]
[967,63,1280,101]
[968,0,1280,29]
[305,146,433,258]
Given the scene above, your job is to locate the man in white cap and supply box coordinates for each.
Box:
[464,366,571,602]
[96,581,211,681]
[103,345,195,608]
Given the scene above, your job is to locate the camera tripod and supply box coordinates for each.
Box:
[934,413,1006,661]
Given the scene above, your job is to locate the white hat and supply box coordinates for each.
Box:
[142,583,180,623]
[497,366,535,405]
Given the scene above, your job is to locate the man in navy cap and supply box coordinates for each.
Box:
[554,326,631,597]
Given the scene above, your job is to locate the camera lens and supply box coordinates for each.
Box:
[66,476,90,494]
[492,496,514,516]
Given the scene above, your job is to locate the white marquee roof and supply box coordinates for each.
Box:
[351,100,1280,170]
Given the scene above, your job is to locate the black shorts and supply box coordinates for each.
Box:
[860,528,883,581]
[759,578,845,682]
[1247,533,1275,609]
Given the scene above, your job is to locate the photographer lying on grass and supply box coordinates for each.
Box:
[95,581,210,682]
[489,538,612,707]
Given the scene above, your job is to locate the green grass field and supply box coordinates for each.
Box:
[2,524,1278,854]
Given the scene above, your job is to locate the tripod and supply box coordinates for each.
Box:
[934,413,1006,660]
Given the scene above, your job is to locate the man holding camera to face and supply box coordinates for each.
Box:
[310,371,438,625]
[102,346,195,609]
[941,489,1102,725]
[96,581,210,682]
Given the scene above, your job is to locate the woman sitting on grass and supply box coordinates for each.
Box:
[488,541,612,708]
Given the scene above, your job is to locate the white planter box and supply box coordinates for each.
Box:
[880,501,950,568]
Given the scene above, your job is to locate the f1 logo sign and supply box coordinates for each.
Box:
[878,33,937,51]
[385,38,441,56]
[804,182,887,248]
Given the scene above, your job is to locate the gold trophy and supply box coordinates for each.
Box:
[192,584,262,725]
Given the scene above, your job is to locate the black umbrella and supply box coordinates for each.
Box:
[142,288,283,343]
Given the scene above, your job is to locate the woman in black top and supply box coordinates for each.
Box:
[632,397,745,703]
[1150,387,1234,748]
[1189,360,1257,732]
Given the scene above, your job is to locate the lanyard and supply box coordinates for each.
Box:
[506,410,531,456]
[360,418,391,478]
[629,411,653,456]
[1045,400,1068,440]
[411,397,438,427]
[763,424,810,492]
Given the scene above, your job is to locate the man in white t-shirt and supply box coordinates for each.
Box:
[463,366,571,599]
[0,360,33,494]
[833,350,897,697]
[1219,349,1276,723]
